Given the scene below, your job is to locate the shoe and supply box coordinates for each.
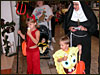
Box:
[50,45,54,50]
[52,37,56,43]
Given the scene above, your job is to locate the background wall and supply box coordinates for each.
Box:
[1,1,20,54]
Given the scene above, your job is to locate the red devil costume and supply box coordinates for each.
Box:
[26,14,41,74]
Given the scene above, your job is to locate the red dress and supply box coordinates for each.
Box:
[26,29,42,74]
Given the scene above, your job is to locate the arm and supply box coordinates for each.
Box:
[57,53,68,62]
[53,50,67,62]
[46,5,54,22]
[77,44,82,55]
[18,30,25,40]
[27,30,40,44]
[47,15,53,22]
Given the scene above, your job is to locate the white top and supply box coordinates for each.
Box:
[32,5,53,30]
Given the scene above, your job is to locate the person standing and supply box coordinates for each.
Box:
[51,5,56,43]
[32,1,54,50]
[64,1,98,74]
[18,16,42,74]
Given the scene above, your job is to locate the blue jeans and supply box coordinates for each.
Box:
[48,30,52,45]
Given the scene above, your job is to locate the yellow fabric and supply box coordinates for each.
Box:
[53,47,79,74]
[53,49,69,74]
[38,42,48,54]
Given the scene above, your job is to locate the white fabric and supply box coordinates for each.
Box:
[71,1,88,22]
[32,5,53,30]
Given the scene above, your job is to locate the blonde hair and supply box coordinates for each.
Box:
[60,35,70,44]
[26,18,37,25]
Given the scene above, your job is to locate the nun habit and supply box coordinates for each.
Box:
[64,1,98,74]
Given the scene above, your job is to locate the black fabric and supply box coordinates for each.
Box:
[64,1,98,35]
[68,20,91,36]
[51,16,56,37]
[64,1,98,74]
[71,34,91,74]
[80,1,98,35]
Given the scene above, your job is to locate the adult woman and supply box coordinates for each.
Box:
[64,1,98,74]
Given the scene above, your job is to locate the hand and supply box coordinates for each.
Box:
[17,30,21,35]
[69,26,77,32]
[78,25,87,31]
[63,56,67,61]
[57,57,64,62]
[46,18,50,22]
[77,44,82,55]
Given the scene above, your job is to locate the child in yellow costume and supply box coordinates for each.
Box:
[53,35,82,74]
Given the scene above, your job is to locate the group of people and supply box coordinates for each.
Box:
[18,1,98,74]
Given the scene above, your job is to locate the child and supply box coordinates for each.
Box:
[17,15,42,74]
[38,38,49,54]
[53,35,82,74]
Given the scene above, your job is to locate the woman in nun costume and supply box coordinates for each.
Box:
[64,1,98,74]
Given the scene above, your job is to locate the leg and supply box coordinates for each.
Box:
[51,16,56,38]
[49,30,52,43]
[72,35,91,74]
[81,36,91,74]
[26,51,33,74]
[49,30,54,50]
[32,49,41,74]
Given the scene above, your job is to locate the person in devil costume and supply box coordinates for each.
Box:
[18,14,42,74]
[64,1,98,74]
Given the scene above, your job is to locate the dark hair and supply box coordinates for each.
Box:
[60,35,70,44]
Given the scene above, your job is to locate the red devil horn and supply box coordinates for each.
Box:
[32,15,35,20]
[27,13,30,18]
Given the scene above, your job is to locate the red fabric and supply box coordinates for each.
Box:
[76,61,85,74]
[26,29,42,74]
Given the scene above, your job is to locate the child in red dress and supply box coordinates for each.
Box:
[18,15,42,74]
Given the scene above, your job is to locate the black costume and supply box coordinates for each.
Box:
[64,1,98,74]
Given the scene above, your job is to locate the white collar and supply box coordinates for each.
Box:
[71,1,88,22]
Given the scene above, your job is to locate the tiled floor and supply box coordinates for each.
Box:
[1,69,11,74]
[1,54,14,70]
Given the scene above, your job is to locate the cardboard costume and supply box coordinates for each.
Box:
[53,47,85,74]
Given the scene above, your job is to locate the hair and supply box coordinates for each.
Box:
[60,35,70,44]
[36,1,45,6]
[26,18,37,25]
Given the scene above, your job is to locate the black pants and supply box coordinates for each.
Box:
[51,16,56,37]
[71,34,91,74]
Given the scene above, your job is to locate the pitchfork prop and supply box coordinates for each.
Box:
[16,1,26,15]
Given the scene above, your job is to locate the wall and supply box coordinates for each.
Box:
[1,1,20,54]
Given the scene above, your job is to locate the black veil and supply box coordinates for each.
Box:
[64,1,98,35]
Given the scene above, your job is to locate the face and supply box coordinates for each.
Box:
[73,2,79,11]
[27,22,36,30]
[61,47,79,74]
[37,1,44,7]
[41,38,46,43]
[59,41,69,51]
